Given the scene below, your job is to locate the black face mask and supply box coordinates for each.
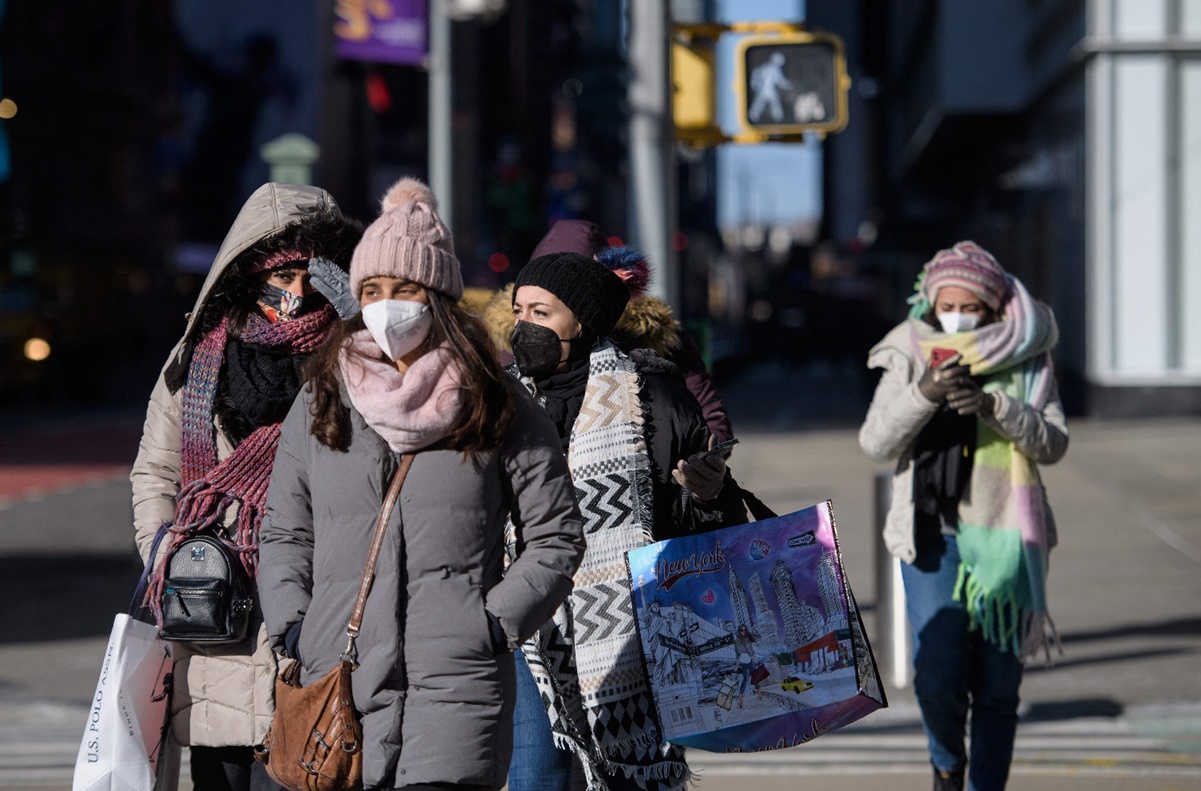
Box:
[511,320,567,379]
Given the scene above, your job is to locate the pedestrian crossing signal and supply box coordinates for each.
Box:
[736,33,850,135]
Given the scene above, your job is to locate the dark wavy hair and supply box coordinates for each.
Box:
[164,205,363,392]
[304,289,516,459]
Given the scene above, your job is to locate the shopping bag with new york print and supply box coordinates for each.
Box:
[625,500,886,752]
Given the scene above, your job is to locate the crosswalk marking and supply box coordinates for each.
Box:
[685,703,1201,777]
[2,701,1198,786]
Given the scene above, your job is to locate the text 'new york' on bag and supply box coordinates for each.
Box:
[256,453,415,791]
[625,498,887,753]
[158,532,252,644]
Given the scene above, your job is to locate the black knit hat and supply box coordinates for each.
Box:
[514,251,630,337]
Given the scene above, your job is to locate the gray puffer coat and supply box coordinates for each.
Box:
[258,383,585,790]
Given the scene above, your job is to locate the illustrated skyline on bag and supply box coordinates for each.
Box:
[625,500,886,750]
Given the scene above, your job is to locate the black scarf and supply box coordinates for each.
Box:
[911,404,976,548]
[533,357,590,451]
[216,340,308,445]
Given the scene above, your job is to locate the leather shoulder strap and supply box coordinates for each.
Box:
[347,454,414,637]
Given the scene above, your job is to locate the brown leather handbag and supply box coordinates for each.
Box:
[256,454,414,791]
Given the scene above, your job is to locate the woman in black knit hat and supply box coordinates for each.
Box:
[506,251,747,791]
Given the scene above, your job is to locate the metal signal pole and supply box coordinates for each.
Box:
[628,0,678,308]
[429,0,453,229]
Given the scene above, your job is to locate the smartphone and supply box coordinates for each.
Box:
[705,437,740,460]
[930,347,958,368]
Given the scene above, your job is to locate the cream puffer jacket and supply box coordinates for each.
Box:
[130,183,346,746]
[858,322,1068,563]
[132,376,277,747]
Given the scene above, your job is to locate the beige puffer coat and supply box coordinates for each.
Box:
[130,183,344,746]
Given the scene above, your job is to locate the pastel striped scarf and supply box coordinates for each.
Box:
[908,276,1061,660]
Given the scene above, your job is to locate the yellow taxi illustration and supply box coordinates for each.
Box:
[780,675,814,693]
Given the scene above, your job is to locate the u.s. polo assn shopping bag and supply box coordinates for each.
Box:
[625,500,886,752]
[72,613,173,791]
[74,528,175,791]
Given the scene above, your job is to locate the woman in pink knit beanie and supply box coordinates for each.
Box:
[258,178,586,791]
[859,240,1067,791]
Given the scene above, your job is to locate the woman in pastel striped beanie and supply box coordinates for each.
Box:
[858,241,1068,791]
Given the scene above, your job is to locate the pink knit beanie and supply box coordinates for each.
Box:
[921,241,1009,311]
[349,178,463,299]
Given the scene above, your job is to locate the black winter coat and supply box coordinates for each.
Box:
[527,349,746,540]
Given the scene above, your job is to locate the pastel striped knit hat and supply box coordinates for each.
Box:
[349,178,463,299]
[921,241,1009,311]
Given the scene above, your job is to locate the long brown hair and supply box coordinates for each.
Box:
[304,289,516,458]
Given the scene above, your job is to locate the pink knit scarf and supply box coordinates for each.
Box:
[338,330,464,452]
[146,306,335,623]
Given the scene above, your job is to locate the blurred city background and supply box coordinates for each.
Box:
[1,1,1201,788]
[2,0,1200,421]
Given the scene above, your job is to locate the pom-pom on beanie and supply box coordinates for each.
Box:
[514,252,630,337]
[349,177,462,299]
[921,240,1010,312]
[596,246,651,298]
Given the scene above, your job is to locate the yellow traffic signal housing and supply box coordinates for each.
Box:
[735,32,850,135]
[672,40,716,132]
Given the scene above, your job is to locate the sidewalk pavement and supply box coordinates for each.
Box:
[1,382,1200,788]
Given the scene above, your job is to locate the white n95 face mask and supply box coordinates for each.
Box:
[936,311,981,335]
[360,299,433,361]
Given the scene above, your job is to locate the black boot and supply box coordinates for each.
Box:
[932,761,965,791]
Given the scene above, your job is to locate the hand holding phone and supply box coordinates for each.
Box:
[930,347,958,368]
[705,437,739,460]
[918,350,970,402]
[672,438,737,501]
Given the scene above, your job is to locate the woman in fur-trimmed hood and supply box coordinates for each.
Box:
[479,279,680,361]
[504,249,747,791]
[479,222,734,442]
[131,183,361,791]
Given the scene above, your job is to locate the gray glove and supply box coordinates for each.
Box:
[948,381,997,418]
[917,354,971,403]
[308,256,359,319]
[672,437,728,502]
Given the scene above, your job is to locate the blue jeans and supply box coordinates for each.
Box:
[902,534,1023,791]
[736,661,752,693]
[508,652,574,791]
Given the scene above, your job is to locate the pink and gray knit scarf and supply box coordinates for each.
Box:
[148,305,334,621]
[337,330,464,453]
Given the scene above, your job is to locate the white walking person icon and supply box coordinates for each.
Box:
[748,51,793,123]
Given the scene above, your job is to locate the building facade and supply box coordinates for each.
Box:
[812,0,1201,416]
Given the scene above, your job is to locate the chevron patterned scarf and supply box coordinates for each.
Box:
[510,341,689,791]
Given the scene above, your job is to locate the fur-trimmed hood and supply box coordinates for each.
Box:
[610,294,682,358]
[479,283,519,352]
[475,283,681,358]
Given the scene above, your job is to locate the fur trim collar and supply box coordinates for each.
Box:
[474,283,681,359]
[479,282,518,352]
[612,296,681,358]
